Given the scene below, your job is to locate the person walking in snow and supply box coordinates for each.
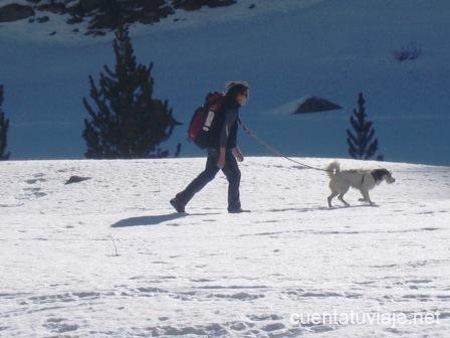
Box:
[170,82,249,214]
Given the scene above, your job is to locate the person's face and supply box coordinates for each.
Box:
[236,90,248,106]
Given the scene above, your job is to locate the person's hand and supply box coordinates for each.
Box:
[233,148,244,162]
[235,151,244,162]
[217,153,226,169]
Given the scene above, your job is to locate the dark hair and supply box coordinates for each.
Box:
[226,83,249,99]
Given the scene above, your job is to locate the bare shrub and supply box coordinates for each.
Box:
[393,42,422,62]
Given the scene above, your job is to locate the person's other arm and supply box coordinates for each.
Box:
[217,109,237,168]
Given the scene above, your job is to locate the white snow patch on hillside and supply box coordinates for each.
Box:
[1,157,449,337]
[267,97,308,116]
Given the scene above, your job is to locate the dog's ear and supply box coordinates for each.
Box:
[372,169,389,182]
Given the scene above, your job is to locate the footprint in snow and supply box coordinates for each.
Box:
[43,318,79,334]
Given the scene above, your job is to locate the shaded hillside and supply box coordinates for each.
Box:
[0,0,237,36]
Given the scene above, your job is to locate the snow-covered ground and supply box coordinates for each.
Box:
[1,0,450,165]
[1,157,449,337]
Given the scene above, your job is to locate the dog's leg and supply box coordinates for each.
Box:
[338,194,350,207]
[358,192,368,202]
[327,192,339,208]
[360,189,373,205]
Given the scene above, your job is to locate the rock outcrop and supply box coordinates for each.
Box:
[0,4,35,23]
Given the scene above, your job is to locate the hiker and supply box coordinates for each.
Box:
[170,82,249,213]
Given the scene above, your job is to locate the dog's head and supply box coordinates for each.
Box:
[372,169,396,184]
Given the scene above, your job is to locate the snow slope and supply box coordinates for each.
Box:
[1,157,449,337]
[1,0,450,165]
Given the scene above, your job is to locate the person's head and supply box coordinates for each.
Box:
[225,81,249,106]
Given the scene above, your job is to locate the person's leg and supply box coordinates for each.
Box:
[173,150,220,210]
[222,150,241,212]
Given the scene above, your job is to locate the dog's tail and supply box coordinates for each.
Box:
[326,161,340,178]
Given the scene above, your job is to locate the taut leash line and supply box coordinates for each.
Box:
[238,119,329,172]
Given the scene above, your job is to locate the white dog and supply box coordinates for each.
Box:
[326,161,395,207]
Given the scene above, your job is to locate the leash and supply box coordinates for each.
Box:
[238,119,330,172]
[238,119,450,174]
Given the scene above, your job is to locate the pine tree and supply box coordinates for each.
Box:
[0,85,11,161]
[83,23,180,159]
[346,93,383,161]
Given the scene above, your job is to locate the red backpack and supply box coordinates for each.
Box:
[188,92,225,149]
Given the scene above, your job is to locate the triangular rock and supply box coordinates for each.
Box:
[295,96,342,114]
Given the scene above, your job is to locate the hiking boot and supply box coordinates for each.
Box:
[170,197,185,213]
[228,207,249,214]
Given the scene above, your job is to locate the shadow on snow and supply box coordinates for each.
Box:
[266,204,379,213]
[111,212,221,227]
[111,213,185,227]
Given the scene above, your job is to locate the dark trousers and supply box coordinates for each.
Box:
[176,149,241,211]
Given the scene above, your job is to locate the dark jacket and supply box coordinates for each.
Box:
[217,98,240,150]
